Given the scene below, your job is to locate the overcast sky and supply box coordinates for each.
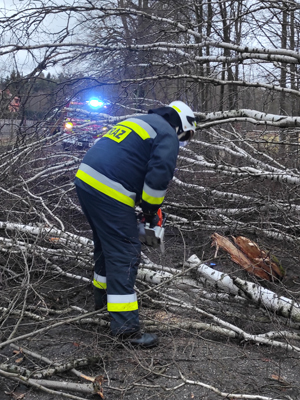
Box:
[0,0,76,77]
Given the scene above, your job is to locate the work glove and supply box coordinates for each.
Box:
[143,212,159,228]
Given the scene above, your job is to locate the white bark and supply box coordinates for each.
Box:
[178,154,300,184]
[0,368,98,396]
[0,220,93,247]
[186,255,242,296]
[233,277,300,322]
[188,255,300,323]
[138,267,174,284]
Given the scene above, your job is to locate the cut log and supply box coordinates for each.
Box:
[211,233,284,281]
[211,233,271,280]
[233,236,285,280]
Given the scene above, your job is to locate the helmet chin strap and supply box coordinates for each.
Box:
[177,129,194,142]
[177,131,186,140]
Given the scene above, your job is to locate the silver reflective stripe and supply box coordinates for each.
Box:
[94,272,106,284]
[107,293,137,303]
[143,182,166,198]
[125,118,157,139]
[79,163,136,202]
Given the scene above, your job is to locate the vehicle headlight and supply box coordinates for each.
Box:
[65,122,73,130]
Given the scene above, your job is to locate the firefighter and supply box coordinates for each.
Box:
[75,101,196,348]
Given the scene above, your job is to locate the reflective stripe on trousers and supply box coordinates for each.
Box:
[93,272,107,290]
[93,274,138,312]
[107,293,138,312]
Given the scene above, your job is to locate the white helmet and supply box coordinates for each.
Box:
[169,100,196,141]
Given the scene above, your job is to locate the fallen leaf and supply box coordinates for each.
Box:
[48,237,60,243]
[4,392,25,400]
[14,394,25,400]
[270,374,290,385]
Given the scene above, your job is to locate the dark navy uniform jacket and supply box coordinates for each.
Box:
[75,113,179,213]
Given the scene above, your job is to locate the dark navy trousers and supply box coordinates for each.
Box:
[76,185,141,335]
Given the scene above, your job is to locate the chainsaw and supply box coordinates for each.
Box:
[137,208,167,253]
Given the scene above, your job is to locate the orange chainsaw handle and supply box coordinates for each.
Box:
[157,208,163,227]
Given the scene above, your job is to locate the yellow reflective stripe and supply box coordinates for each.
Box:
[93,273,107,289]
[142,190,165,205]
[107,293,138,312]
[93,278,107,290]
[118,120,150,140]
[107,301,138,312]
[76,169,135,207]
[172,105,181,113]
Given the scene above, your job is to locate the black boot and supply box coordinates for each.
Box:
[94,287,107,311]
[122,331,159,348]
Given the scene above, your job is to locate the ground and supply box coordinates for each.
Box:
[1,223,300,400]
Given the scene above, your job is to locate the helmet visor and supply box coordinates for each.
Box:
[187,115,196,127]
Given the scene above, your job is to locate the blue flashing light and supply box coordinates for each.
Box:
[89,98,104,108]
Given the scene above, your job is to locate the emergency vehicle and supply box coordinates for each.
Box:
[62,98,109,150]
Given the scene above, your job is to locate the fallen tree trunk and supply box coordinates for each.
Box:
[0,368,102,396]
[233,277,300,322]
[187,254,300,323]
[186,255,242,296]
